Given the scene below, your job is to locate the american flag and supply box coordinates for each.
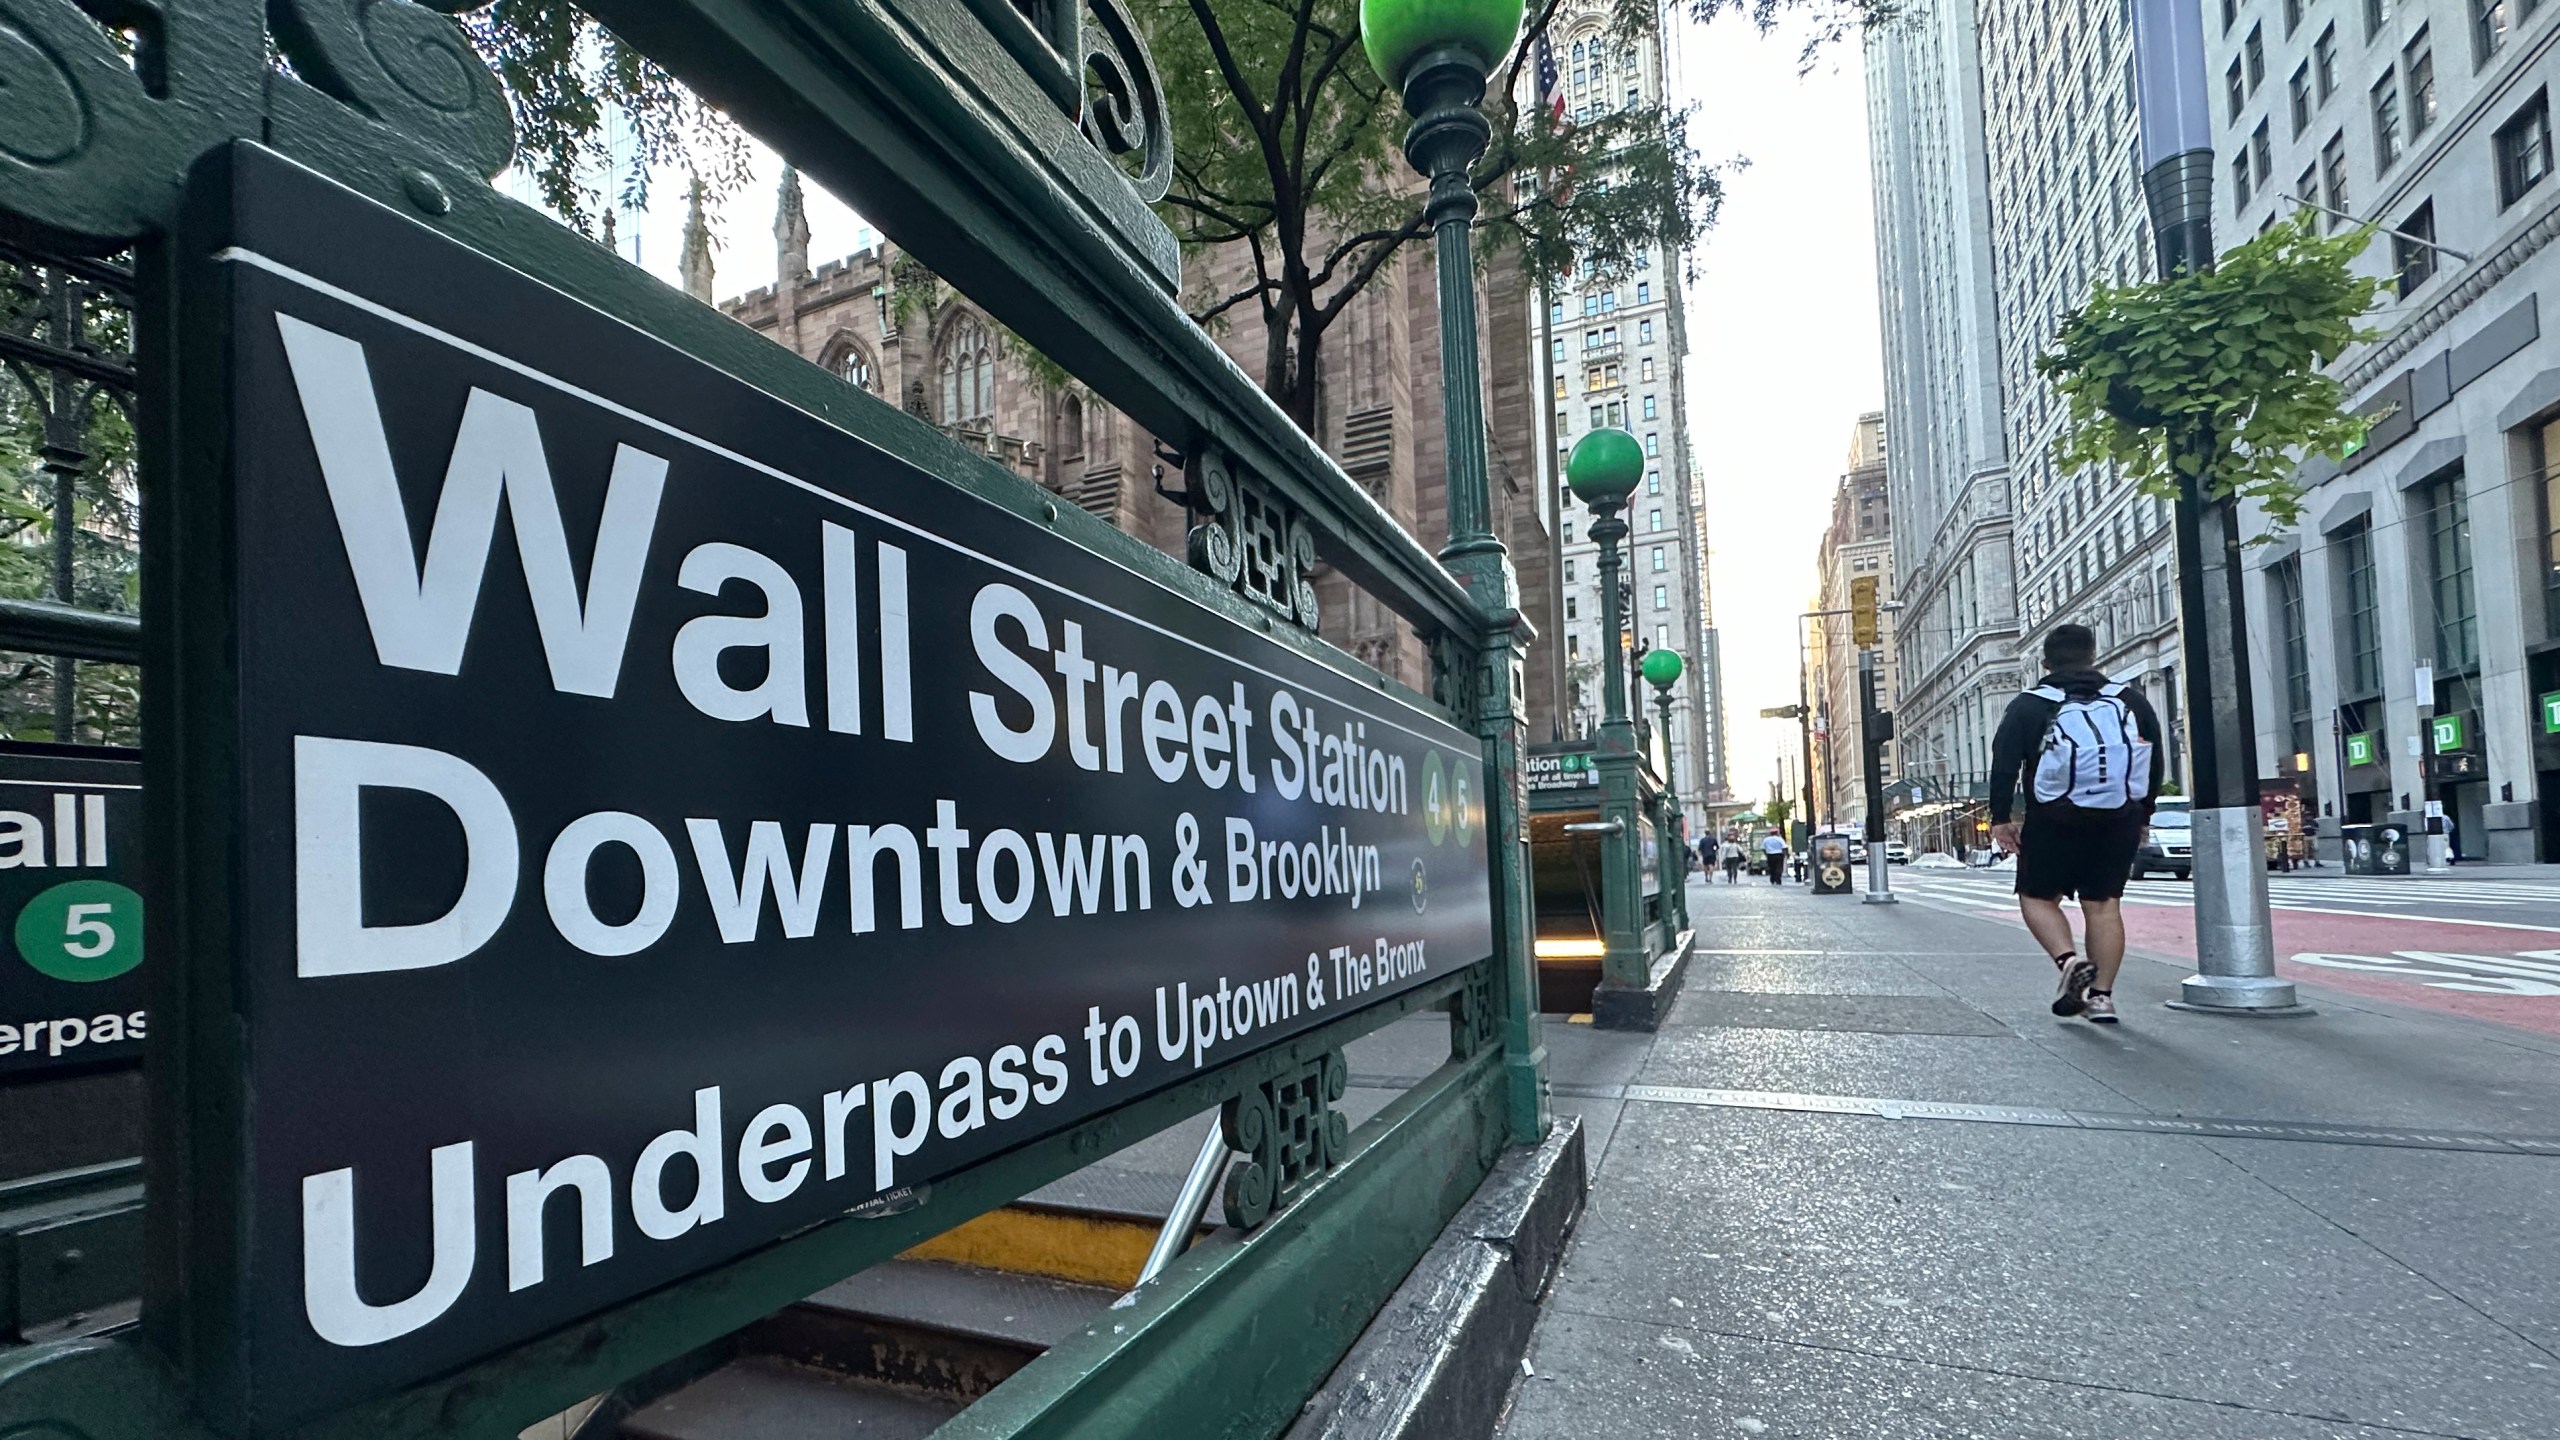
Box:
[1534,35,1565,124]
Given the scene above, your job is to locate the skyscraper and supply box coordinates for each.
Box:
[1535,0,1718,825]
[1863,0,2022,805]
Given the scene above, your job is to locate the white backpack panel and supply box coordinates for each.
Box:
[2028,683,2154,811]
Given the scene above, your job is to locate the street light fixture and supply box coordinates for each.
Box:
[1567,427,1651,992]
[2129,0,2304,1014]
[1643,646,1689,930]
[1371,0,1556,1121]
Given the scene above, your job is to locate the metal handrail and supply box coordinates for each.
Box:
[1134,1119,1231,1290]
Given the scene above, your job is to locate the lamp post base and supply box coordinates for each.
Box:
[2167,972,2314,1016]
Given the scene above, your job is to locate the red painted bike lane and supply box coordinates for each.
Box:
[1952,894,2560,1037]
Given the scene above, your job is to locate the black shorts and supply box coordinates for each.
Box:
[2015,807,2143,903]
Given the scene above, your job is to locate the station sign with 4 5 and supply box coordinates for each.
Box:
[1419,750,1476,847]
[0,744,145,1080]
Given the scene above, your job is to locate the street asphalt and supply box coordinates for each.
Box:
[1494,870,2560,1439]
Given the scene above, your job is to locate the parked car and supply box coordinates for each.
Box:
[2135,797,2194,880]
[1886,839,1910,864]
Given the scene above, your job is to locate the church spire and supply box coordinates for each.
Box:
[679,174,715,303]
[775,164,811,283]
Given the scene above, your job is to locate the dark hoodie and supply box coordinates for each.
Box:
[1987,668,2167,825]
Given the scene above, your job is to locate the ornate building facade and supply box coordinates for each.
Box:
[714,169,1563,719]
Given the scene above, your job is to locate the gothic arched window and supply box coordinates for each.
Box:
[938,315,995,426]
[823,334,877,394]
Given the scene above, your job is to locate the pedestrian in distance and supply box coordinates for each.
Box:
[1987,623,2165,1025]
[1759,828,1789,884]
[1720,833,1746,884]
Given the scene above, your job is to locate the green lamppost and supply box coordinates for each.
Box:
[1643,646,1688,932]
[1367,0,1548,1140]
[1567,428,1648,997]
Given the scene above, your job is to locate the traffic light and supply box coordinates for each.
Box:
[1850,575,1879,649]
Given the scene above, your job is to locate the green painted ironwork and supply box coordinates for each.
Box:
[0,0,1545,1434]
[1564,430,1648,991]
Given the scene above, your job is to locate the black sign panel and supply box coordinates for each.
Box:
[185,147,1491,1425]
[0,744,144,1080]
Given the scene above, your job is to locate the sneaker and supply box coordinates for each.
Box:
[2084,990,2119,1024]
[2051,957,2096,1017]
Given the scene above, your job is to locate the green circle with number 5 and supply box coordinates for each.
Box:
[16,880,144,983]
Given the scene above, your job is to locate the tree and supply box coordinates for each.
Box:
[451,1,1895,432]
[1761,794,1794,832]
[2038,215,2384,530]
[459,2,752,234]
[1145,0,1724,426]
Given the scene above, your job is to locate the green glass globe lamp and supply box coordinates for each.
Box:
[1641,648,1684,692]
[1566,428,1644,513]
[1361,0,1526,91]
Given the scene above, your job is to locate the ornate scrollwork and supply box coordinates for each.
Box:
[1080,0,1170,203]
[1448,958,1498,1060]
[270,0,514,180]
[0,0,509,248]
[1185,443,1319,631]
[1220,1050,1349,1230]
[1428,632,1474,725]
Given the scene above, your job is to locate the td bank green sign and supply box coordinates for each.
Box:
[2344,731,2379,768]
[2432,713,2468,753]
[0,745,145,1079]
[2542,691,2560,734]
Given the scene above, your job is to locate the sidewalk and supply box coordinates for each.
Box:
[1499,876,2560,1439]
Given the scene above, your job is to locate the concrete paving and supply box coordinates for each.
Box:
[1503,875,2560,1439]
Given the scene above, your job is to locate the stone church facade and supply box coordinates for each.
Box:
[712,170,1562,730]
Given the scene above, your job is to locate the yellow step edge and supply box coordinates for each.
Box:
[901,1203,1178,1290]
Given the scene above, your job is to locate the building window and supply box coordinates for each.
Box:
[1636,281,1651,302]
[2233,150,2254,213]
[1640,357,1655,380]
[2336,522,2382,696]
[936,314,995,425]
[1644,433,1659,456]
[1648,507,1663,530]
[2532,417,2560,635]
[2475,0,2510,65]
[2222,0,2237,31]
[1646,470,1662,494]
[1550,338,1565,362]
[2367,0,2393,39]
[1652,583,1669,610]
[2393,200,2438,295]
[1651,546,1667,572]
[2419,473,2480,672]
[2227,57,2247,121]
[1553,375,1566,399]
[829,339,877,393]
[2274,557,2317,784]
[1589,404,1604,427]
[1642,395,1658,419]
[2321,132,2350,225]
[2315,24,2339,98]
[2497,90,2553,208]
[1564,559,1576,583]
[2286,0,2305,35]
[2247,24,2268,90]
[2407,31,2437,134]
[1638,319,1653,343]
[1566,595,1578,620]
[2295,165,2319,212]
[2252,120,2273,181]
[1606,401,1624,426]
[2290,64,2313,134]
[2372,76,2404,169]
[1564,520,1574,544]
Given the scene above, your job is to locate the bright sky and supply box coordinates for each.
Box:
[556,16,1883,810]
[1670,11,1884,809]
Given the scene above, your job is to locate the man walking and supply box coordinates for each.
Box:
[1987,624,2165,1024]
[1758,828,1789,884]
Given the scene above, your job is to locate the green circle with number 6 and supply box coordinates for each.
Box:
[16,880,144,983]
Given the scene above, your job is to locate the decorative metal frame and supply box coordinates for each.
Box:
[0,1,1546,1436]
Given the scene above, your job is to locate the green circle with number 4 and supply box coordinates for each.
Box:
[15,880,144,983]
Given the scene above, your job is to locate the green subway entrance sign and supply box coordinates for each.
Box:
[1526,749,1600,791]
[0,745,145,1079]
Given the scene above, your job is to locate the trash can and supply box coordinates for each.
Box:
[1810,833,1855,895]
[2341,824,2374,875]
[2372,823,2411,876]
